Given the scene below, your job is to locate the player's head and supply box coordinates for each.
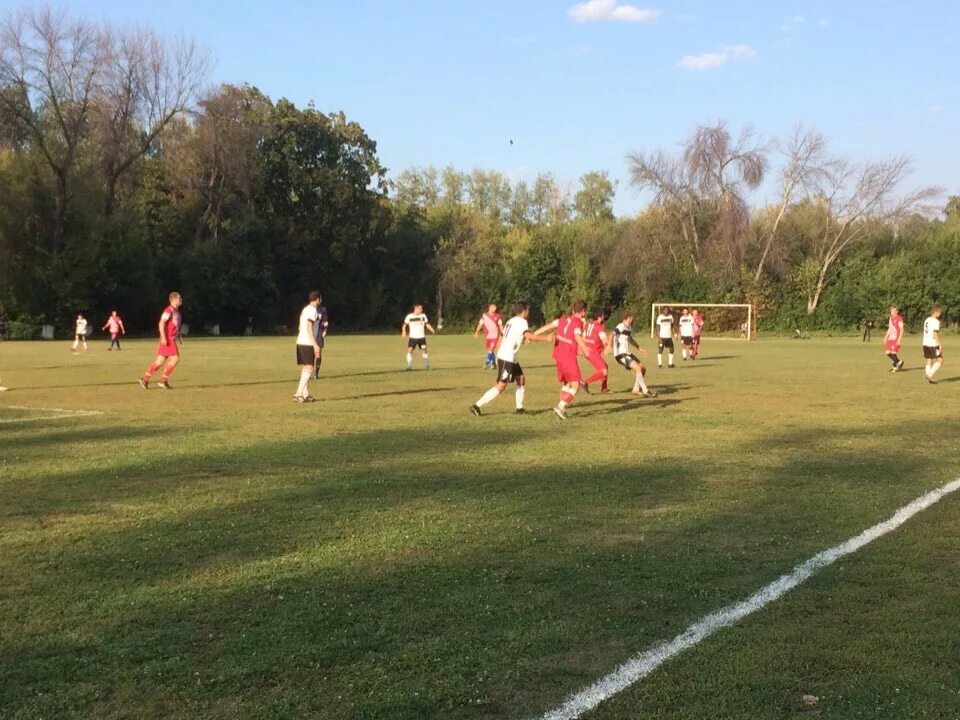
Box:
[308,290,321,306]
[692,308,699,316]
[110,310,118,317]
[663,306,671,315]
[571,299,586,317]
[168,291,182,308]
[682,307,689,315]
[890,305,899,316]
[512,301,529,318]
[622,312,634,324]
[413,303,423,313]
[487,303,497,314]
[592,310,605,322]
[931,305,941,318]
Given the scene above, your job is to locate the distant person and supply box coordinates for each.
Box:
[582,310,610,393]
[139,292,183,390]
[294,291,322,402]
[102,310,126,351]
[313,295,330,379]
[469,302,550,416]
[473,303,503,370]
[884,305,905,373]
[71,313,88,353]
[402,303,435,370]
[862,318,874,342]
[655,307,676,368]
[922,306,943,384]
[612,312,656,397]
[678,308,695,361]
[739,321,748,340]
[691,308,704,359]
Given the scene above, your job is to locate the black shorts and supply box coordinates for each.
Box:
[296,344,316,365]
[75,333,86,341]
[922,345,943,360]
[408,338,427,350]
[681,336,694,346]
[615,353,641,371]
[495,359,523,384]
[658,337,674,351]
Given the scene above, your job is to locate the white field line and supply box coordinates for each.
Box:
[535,477,960,720]
[0,405,103,424]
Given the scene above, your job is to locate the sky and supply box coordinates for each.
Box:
[13,0,960,215]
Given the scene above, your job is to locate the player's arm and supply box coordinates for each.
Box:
[119,320,125,334]
[157,315,168,343]
[533,320,558,336]
[101,320,109,331]
[574,330,590,356]
[321,314,329,338]
[401,319,408,337]
[473,317,484,337]
[522,330,552,343]
[426,322,436,334]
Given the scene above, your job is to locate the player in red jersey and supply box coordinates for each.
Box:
[139,292,183,390]
[545,300,589,420]
[691,308,704,359]
[473,303,504,369]
[582,311,611,393]
[102,310,126,351]
[884,304,905,372]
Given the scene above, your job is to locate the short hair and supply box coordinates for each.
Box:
[571,299,586,313]
[512,301,529,315]
[308,290,321,302]
[168,291,181,302]
[623,311,634,319]
[591,310,605,321]
[932,305,941,313]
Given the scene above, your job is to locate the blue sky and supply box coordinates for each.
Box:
[18,0,960,214]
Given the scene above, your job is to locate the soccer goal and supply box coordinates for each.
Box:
[651,303,754,341]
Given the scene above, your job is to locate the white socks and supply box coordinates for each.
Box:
[634,372,648,392]
[476,387,501,407]
[405,352,413,368]
[927,361,942,379]
[515,386,525,409]
[296,368,311,398]
[668,353,675,365]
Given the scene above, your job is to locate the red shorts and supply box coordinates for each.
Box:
[485,338,498,351]
[885,339,901,353]
[157,342,179,358]
[586,353,606,372]
[555,355,582,384]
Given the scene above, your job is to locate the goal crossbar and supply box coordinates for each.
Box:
[650,303,753,341]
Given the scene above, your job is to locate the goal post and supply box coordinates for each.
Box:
[651,303,754,341]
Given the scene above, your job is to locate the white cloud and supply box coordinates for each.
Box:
[781,14,806,33]
[569,0,660,23]
[678,44,757,71]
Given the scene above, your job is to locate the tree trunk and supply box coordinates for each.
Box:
[806,259,832,314]
[52,171,68,255]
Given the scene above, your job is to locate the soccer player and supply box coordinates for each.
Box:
[71,313,88,352]
[294,290,322,402]
[884,305,905,373]
[655,306,676,368]
[470,301,551,416]
[139,292,183,390]
[678,308,695,361]
[473,304,503,369]
[613,313,657,397]
[313,295,330,379]
[549,300,590,420]
[102,310,126,351]
[583,311,611,393]
[691,308,704,359]
[922,306,943,384]
[402,303,435,370]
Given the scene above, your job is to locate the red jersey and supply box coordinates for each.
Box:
[481,312,502,340]
[161,305,181,344]
[693,315,704,336]
[556,315,584,358]
[886,314,904,342]
[584,321,606,356]
[105,316,122,334]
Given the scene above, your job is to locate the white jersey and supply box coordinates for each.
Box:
[296,304,318,346]
[679,314,695,337]
[656,313,674,339]
[922,316,941,347]
[497,316,529,363]
[613,322,634,356]
[75,318,88,335]
[404,312,429,339]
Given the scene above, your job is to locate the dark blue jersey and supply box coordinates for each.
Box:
[313,306,329,341]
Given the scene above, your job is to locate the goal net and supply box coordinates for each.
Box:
[650,303,754,340]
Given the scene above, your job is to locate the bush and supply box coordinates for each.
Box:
[5,319,43,340]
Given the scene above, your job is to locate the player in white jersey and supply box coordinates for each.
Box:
[293,291,322,402]
[655,307,676,368]
[922,306,943,384]
[612,313,656,397]
[470,302,551,415]
[71,313,88,352]
[678,308,695,361]
[402,303,436,370]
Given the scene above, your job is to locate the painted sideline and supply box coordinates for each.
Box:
[0,405,103,424]
[534,478,960,720]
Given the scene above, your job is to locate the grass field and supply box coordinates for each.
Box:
[1,334,959,720]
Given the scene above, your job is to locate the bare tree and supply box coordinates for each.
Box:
[96,27,207,216]
[804,155,940,314]
[0,6,105,253]
[627,122,767,275]
[753,125,828,281]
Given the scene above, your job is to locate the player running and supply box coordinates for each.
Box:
[71,313,88,352]
[294,291,322,402]
[613,313,657,397]
[313,295,330,379]
[582,311,611,393]
[884,305,905,373]
[922,306,943,384]
[470,301,551,416]
[403,304,435,370]
[102,310,126,351]
[547,300,590,420]
[139,292,183,390]
[678,308,695,361]
[473,304,503,370]
[656,307,676,368]
[691,308,704,359]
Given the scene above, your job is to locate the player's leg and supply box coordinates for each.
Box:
[140,353,166,388]
[584,354,606,389]
[514,374,526,412]
[420,341,430,370]
[71,334,79,352]
[667,339,675,368]
[314,349,323,379]
[405,339,414,370]
[484,339,495,369]
[158,355,180,388]
[81,334,87,351]
[656,340,664,367]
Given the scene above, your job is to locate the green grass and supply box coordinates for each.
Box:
[1,334,958,720]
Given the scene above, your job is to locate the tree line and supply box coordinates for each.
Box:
[1,6,957,338]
